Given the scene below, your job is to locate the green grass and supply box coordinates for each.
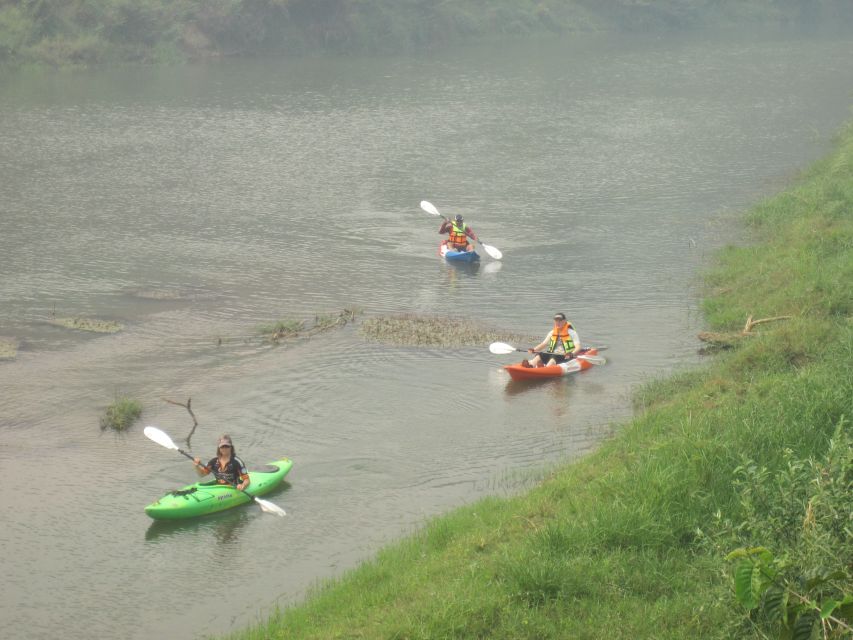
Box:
[100,397,142,431]
[224,120,853,638]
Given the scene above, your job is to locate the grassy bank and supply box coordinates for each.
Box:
[2,0,852,67]
[227,123,853,638]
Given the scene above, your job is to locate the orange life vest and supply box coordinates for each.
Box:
[448,221,469,248]
[547,322,575,353]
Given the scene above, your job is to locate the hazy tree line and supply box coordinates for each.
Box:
[0,0,850,66]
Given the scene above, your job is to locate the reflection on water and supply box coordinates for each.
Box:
[145,509,253,544]
[502,372,578,418]
[444,259,481,279]
[503,375,564,397]
[481,261,503,275]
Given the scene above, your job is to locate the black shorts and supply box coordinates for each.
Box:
[540,352,572,364]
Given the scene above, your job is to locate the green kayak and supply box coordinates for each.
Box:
[144,457,293,520]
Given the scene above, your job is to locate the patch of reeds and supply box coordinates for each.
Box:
[100,397,142,431]
[360,313,529,348]
[257,308,360,342]
[50,317,123,333]
[257,318,305,337]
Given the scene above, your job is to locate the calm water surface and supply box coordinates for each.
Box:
[1,32,852,639]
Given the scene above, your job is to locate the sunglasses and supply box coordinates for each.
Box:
[219,444,232,448]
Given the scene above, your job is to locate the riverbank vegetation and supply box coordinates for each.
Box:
[227,123,853,638]
[2,0,852,67]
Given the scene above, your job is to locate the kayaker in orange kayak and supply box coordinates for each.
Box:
[523,312,582,368]
[439,214,478,252]
[192,434,250,491]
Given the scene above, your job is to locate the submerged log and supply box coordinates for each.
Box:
[697,331,743,351]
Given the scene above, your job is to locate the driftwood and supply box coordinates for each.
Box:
[162,397,198,444]
[742,314,792,334]
[697,331,744,349]
[698,314,792,352]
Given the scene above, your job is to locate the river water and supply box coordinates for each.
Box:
[1,32,851,639]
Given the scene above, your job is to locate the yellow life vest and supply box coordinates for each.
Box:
[547,322,575,353]
[448,221,468,248]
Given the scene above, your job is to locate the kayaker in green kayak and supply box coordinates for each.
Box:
[523,312,582,368]
[192,434,250,491]
[439,213,478,253]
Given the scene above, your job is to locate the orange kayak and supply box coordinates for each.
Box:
[504,348,600,381]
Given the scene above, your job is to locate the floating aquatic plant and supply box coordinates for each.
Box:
[257,318,305,338]
[0,338,18,360]
[51,317,123,333]
[129,288,188,300]
[100,397,142,431]
[258,308,361,342]
[360,313,529,348]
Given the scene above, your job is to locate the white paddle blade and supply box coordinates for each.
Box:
[489,342,518,355]
[419,200,441,216]
[144,426,180,450]
[481,243,503,260]
[254,497,286,517]
[577,354,606,365]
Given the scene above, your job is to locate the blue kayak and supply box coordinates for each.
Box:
[440,244,480,263]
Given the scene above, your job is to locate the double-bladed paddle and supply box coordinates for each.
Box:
[488,341,607,365]
[419,200,503,260]
[143,425,286,517]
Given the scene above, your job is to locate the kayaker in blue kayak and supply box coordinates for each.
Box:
[523,312,582,368]
[439,214,478,253]
[192,434,250,491]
